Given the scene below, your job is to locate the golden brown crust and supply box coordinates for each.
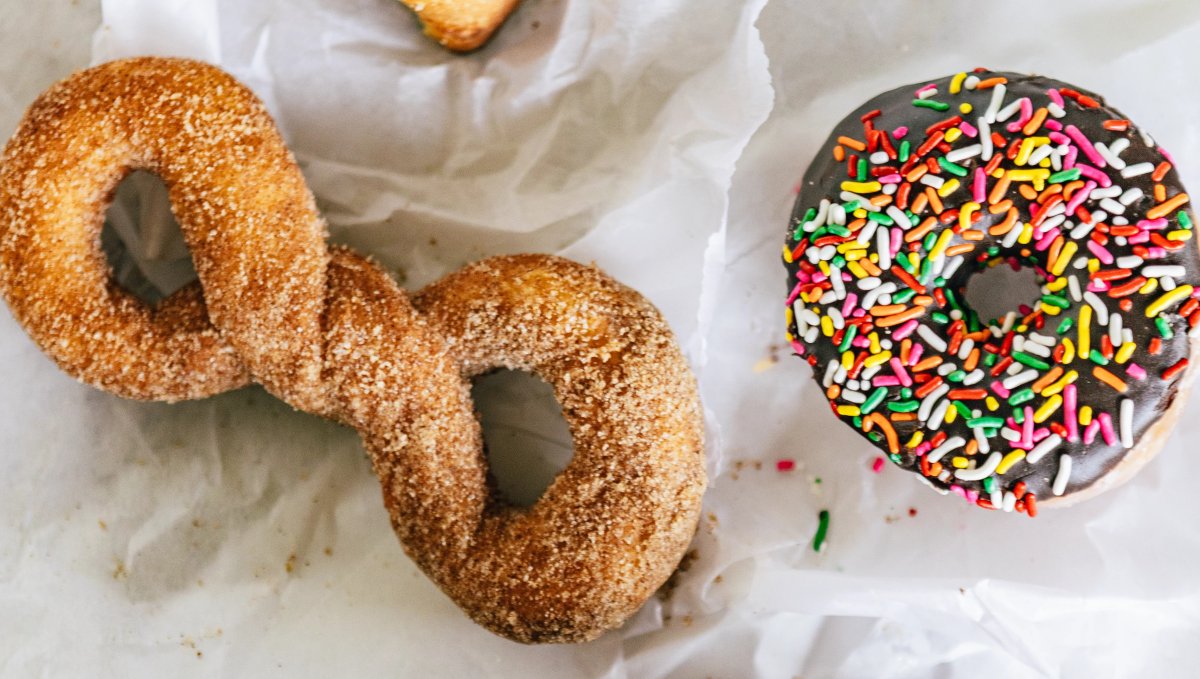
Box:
[398,0,521,51]
[0,57,706,643]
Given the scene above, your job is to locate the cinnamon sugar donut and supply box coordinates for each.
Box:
[0,57,705,643]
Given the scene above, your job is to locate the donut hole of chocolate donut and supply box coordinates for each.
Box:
[100,170,197,304]
[471,368,574,507]
[963,259,1044,326]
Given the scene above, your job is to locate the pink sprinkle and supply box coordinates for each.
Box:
[959,121,978,138]
[965,490,979,504]
[1139,218,1169,230]
[1084,419,1101,445]
[1047,88,1065,107]
[852,336,871,348]
[1032,427,1050,442]
[916,83,937,95]
[1147,246,1168,258]
[1075,162,1113,187]
[1098,412,1117,446]
[1045,119,1063,132]
[1128,232,1151,245]
[1064,384,1078,442]
[871,456,885,473]
[812,271,829,284]
[873,376,901,387]
[1006,97,1034,132]
[1161,147,1176,165]
[950,485,967,499]
[914,442,932,456]
[786,281,805,306]
[1065,124,1107,168]
[973,168,987,203]
[851,308,867,318]
[842,293,859,317]
[1020,407,1035,448]
[1035,228,1062,251]
[790,340,807,356]
[907,343,924,367]
[893,126,909,139]
[890,357,912,387]
[1087,239,1114,264]
[892,319,920,340]
[879,173,903,184]
[1064,146,1079,169]
[1126,363,1147,380]
[1087,279,1111,293]
[1049,131,1071,146]
[990,381,1011,398]
[776,459,796,472]
[891,228,903,257]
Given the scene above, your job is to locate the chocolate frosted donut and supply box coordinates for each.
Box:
[783,70,1199,515]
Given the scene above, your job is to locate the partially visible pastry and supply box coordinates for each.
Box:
[399,0,520,51]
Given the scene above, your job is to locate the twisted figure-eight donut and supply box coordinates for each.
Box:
[0,57,706,643]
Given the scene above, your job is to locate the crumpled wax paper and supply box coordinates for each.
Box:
[4,0,1200,676]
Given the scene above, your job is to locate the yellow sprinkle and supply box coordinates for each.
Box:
[996,450,1026,476]
[1046,277,1069,292]
[1041,370,1079,397]
[854,208,868,219]
[959,202,981,231]
[949,72,968,94]
[1167,229,1193,241]
[1139,278,1158,295]
[937,178,961,197]
[785,331,794,342]
[991,168,1005,179]
[841,351,854,370]
[785,307,794,326]
[837,405,861,417]
[945,127,963,143]
[1087,258,1100,274]
[869,332,881,354]
[1061,338,1076,364]
[1015,138,1036,165]
[945,405,958,424]
[842,181,883,194]
[1115,342,1136,364]
[929,229,956,260]
[805,289,823,303]
[1146,284,1194,317]
[986,396,1000,411]
[1079,406,1093,426]
[782,243,794,264]
[1078,305,1092,357]
[1017,222,1034,245]
[1006,169,1050,182]
[951,456,969,469]
[847,260,869,278]
[863,351,893,368]
[907,431,924,448]
[959,102,973,114]
[1050,241,1078,276]
[844,250,866,261]
[1033,394,1063,423]
[818,261,831,276]
[837,241,867,253]
[821,316,834,337]
[1039,302,1062,316]
[1038,156,1052,168]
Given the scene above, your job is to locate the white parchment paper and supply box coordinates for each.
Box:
[3,0,1200,676]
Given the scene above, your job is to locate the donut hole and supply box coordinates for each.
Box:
[963,258,1045,325]
[471,369,574,508]
[101,170,197,304]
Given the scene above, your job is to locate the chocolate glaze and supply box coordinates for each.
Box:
[784,70,1199,506]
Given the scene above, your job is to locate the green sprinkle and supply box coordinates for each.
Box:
[813,510,831,552]
[857,158,868,181]
[1057,317,1074,334]
[1088,349,1110,365]
[893,288,916,304]
[984,352,997,367]
[944,287,963,311]
[861,387,887,414]
[934,276,947,287]
[887,400,920,413]
[838,324,858,352]
[889,453,902,464]
[1180,211,1193,230]
[899,252,916,273]
[831,255,846,269]
[1041,294,1070,309]
[1012,352,1050,370]
[967,416,1005,428]
[947,370,966,383]
[986,245,1001,257]
[867,211,895,226]
[1013,408,1025,424]
[827,225,851,237]
[1157,315,1175,339]
[899,387,914,399]
[923,231,939,252]
[983,476,997,493]
[919,257,932,281]
[801,207,817,223]
[899,140,911,163]
[866,429,881,442]
[938,157,969,177]
[842,200,861,213]
[852,416,863,428]
[1048,168,1082,184]
[912,98,951,112]
[932,311,951,324]
[954,401,972,419]
[1008,388,1035,406]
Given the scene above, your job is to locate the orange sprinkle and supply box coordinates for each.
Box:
[876,306,926,327]
[890,412,918,423]
[1102,119,1130,132]
[859,258,882,277]
[869,304,907,316]
[912,356,944,373]
[833,145,846,162]
[863,412,899,454]
[988,198,1013,214]
[910,192,929,215]
[988,175,1012,204]
[959,230,985,242]
[891,265,926,294]
[838,135,866,152]
[905,216,938,243]
[988,206,1019,236]
[826,384,841,400]
[912,295,935,307]
[1018,184,1038,201]
[975,76,1008,90]
[1154,183,1167,202]
[1022,107,1049,136]
[963,348,980,372]
[1152,161,1172,182]
[946,389,987,400]
[925,186,944,214]
[1146,192,1190,220]
[1031,366,1063,393]
[1092,366,1128,393]
[870,194,893,208]
[1062,180,1085,201]
[906,164,929,183]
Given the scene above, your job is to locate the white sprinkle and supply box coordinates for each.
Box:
[1120,399,1134,449]
[917,325,947,352]
[1052,454,1072,496]
[979,117,993,160]
[1090,186,1122,200]
[830,203,847,225]
[857,276,882,291]
[1001,221,1023,248]
[817,291,837,306]
[1022,341,1051,358]
[919,384,951,422]
[1142,265,1186,278]
[1026,434,1063,464]
[1069,220,1095,240]
[1115,255,1143,269]
[996,97,1024,123]
[962,369,985,386]
[1027,143,1055,167]
[927,435,966,463]
[830,266,846,300]
[964,75,980,90]
[856,219,879,246]
[1100,197,1126,215]
[1000,427,1021,442]
[945,144,982,163]
[1028,332,1056,347]
[876,227,892,270]
[991,488,1004,508]
[942,256,965,281]
[886,206,912,230]
[937,362,957,376]
[1047,102,1066,118]
[828,306,845,330]
[1119,188,1144,205]
[1012,335,1026,353]
[1120,162,1155,179]
[929,399,950,431]
[841,191,880,212]
[805,326,820,343]
[984,84,1007,123]
[1073,256,1090,270]
[800,308,821,326]
[1066,275,1083,303]
[1002,491,1018,512]
[917,87,938,100]
[1006,362,1024,377]
[1092,210,1109,224]
[920,174,945,189]
[869,151,889,165]
[1110,138,1130,156]
[1084,291,1110,325]
[955,451,1001,481]
[1002,370,1038,389]
[1095,142,1126,170]
[1161,276,1178,292]
[861,365,882,381]
[1040,213,1067,231]
[1109,313,1123,347]
[841,389,866,404]
[846,379,860,390]
[1141,129,1156,148]
[957,338,975,360]
[823,360,839,388]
